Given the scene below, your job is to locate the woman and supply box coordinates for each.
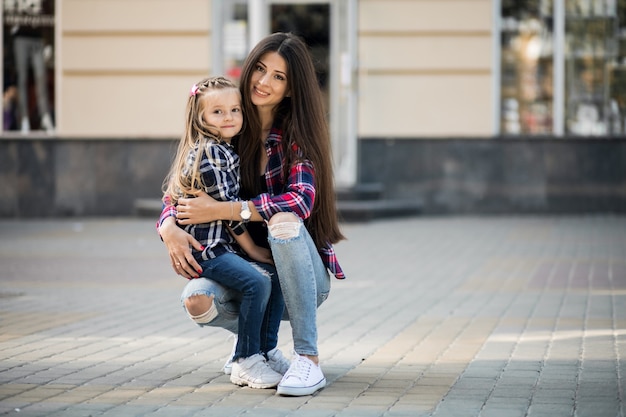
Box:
[158,32,346,396]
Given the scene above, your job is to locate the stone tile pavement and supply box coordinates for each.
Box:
[0,215,625,417]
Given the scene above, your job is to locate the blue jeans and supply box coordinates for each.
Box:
[181,220,330,357]
[268,218,330,356]
[180,252,284,360]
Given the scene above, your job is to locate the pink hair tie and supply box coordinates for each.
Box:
[190,84,199,97]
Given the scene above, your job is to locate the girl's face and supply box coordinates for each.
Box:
[249,51,289,110]
[201,88,243,141]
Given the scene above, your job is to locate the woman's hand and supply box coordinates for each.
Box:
[159,217,203,279]
[176,191,219,225]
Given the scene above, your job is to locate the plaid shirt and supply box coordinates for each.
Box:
[159,128,345,279]
[250,127,345,279]
[160,140,242,262]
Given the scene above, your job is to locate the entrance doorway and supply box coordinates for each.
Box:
[212,0,357,187]
[270,4,330,113]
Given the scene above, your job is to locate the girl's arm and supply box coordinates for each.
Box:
[228,223,273,265]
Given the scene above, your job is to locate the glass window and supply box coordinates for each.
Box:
[566,0,620,135]
[3,0,55,134]
[220,1,249,81]
[500,0,554,135]
[500,0,626,136]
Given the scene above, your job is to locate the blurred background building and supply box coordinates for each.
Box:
[1,0,625,217]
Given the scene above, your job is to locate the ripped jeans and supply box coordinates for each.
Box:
[181,252,284,360]
[180,217,330,357]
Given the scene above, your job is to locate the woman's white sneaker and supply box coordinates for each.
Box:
[230,354,283,389]
[277,352,326,396]
[267,348,290,375]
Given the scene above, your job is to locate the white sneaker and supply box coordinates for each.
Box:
[230,353,283,389]
[267,348,290,375]
[277,352,326,396]
[222,334,238,375]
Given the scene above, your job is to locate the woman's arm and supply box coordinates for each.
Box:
[250,160,316,221]
[177,156,315,224]
[176,192,264,224]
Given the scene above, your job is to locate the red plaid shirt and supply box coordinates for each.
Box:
[159,127,345,279]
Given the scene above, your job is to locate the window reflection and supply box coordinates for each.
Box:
[566,0,620,135]
[3,0,55,134]
[501,0,626,137]
[500,0,554,135]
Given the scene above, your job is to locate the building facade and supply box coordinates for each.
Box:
[1,0,624,217]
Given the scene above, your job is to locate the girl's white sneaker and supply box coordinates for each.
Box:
[230,354,283,389]
[222,334,238,375]
[266,348,290,375]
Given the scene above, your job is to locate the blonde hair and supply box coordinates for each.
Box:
[162,76,240,205]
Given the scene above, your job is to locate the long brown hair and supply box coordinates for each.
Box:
[238,32,345,248]
[162,76,240,205]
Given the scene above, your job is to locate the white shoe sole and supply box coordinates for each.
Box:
[230,374,280,389]
[277,378,326,396]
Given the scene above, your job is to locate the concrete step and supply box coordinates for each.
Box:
[337,198,422,222]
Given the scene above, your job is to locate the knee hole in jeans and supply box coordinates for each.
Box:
[268,212,301,240]
[185,294,214,316]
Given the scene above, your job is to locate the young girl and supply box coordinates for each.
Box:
[161,76,287,389]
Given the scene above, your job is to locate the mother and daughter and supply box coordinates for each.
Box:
[157,32,346,396]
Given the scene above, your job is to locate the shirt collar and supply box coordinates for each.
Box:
[265,127,282,147]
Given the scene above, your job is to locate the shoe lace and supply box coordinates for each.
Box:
[285,354,312,380]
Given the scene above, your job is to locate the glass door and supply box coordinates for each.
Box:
[212,0,357,187]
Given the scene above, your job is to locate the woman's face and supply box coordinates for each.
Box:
[249,51,289,110]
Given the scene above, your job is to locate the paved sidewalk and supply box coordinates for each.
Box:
[0,215,625,417]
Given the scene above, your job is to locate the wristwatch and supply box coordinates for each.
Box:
[240,201,251,223]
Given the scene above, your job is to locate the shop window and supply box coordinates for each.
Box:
[500,0,554,135]
[3,0,55,134]
[500,0,626,136]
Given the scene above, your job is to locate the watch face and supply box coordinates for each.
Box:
[241,201,251,221]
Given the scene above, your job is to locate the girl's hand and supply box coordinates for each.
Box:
[159,217,203,279]
[176,190,219,225]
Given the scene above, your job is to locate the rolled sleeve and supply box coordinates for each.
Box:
[251,161,315,221]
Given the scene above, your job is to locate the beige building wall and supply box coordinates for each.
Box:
[59,0,212,138]
[358,0,493,137]
[55,0,494,139]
